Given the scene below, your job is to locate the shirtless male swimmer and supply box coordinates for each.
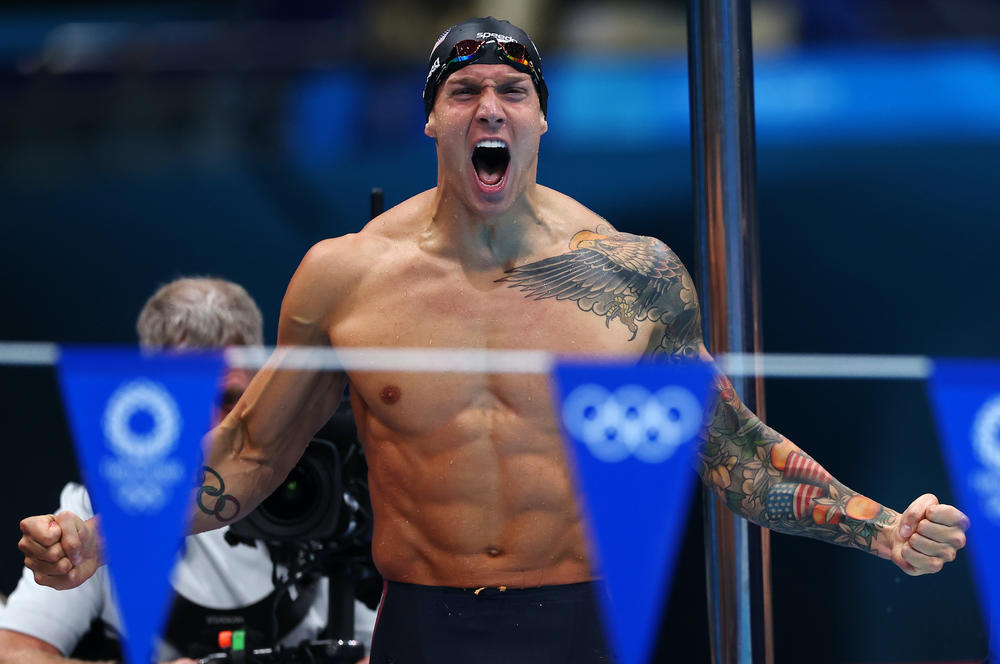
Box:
[19,17,970,664]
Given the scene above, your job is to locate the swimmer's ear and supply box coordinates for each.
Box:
[425,113,437,139]
[540,112,548,135]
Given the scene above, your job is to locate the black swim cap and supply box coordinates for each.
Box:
[423,17,548,119]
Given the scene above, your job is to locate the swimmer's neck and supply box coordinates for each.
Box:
[421,184,559,269]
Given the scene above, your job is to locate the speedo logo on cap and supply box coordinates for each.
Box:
[476,31,515,43]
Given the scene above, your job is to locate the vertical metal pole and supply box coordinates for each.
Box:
[687,1,773,663]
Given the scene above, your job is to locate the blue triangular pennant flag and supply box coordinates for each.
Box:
[551,360,715,664]
[927,359,1000,659]
[57,347,224,664]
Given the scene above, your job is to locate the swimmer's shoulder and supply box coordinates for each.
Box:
[535,185,621,235]
[280,194,433,335]
[282,231,394,336]
[303,191,433,269]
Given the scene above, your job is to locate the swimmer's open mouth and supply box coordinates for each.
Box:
[472,139,510,187]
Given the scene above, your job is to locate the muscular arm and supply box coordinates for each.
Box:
[23,238,359,586]
[189,239,353,534]
[643,280,901,554]
[0,630,111,664]
[0,629,194,664]
[646,243,968,574]
[696,371,900,556]
[189,353,345,533]
[501,226,968,574]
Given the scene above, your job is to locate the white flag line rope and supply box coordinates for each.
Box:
[224,346,556,375]
[719,353,933,380]
[0,341,935,379]
[0,342,60,366]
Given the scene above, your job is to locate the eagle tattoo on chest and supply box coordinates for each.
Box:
[497,226,698,345]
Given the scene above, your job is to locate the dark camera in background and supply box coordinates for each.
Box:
[227,408,381,649]
[231,438,353,544]
[229,404,375,554]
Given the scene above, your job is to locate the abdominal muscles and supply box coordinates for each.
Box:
[362,389,594,588]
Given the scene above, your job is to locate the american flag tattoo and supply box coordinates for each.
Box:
[765,482,826,520]
[784,451,833,486]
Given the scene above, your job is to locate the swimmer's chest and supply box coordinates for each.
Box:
[331,262,654,432]
[332,262,651,355]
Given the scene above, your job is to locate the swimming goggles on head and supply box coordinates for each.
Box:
[438,38,542,88]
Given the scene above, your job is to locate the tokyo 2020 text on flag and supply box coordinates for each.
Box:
[927,359,1000,660]
[551,360,715,664]
[57,347,224,664]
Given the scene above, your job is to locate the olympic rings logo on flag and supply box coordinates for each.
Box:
[102,379,181,460]
[99,379,185,513]
[971,394,1000,522]
[973,394,1000,471]
[561,383,704,463]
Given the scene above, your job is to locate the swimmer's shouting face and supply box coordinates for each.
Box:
[425,63,548,215]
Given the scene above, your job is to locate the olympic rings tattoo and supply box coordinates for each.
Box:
[197,466,241,522]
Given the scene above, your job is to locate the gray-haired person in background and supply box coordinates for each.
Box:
[1,277,375,663]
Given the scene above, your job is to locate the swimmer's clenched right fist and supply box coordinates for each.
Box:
[18,511,103,590]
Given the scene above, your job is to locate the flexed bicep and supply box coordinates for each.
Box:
[192,238,357,533]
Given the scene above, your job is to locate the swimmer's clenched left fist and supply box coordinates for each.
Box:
[19,511,103,590]
[882,494,970,576]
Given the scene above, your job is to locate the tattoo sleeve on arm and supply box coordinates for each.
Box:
[652,261,897,552]
[697,376,897,553]
[501,226,897,555]
[196,466,241,522]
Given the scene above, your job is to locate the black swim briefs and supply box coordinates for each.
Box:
[369,581,614,663]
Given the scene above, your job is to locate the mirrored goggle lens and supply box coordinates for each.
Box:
[498,41,531,68]
[453,39,483,58]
